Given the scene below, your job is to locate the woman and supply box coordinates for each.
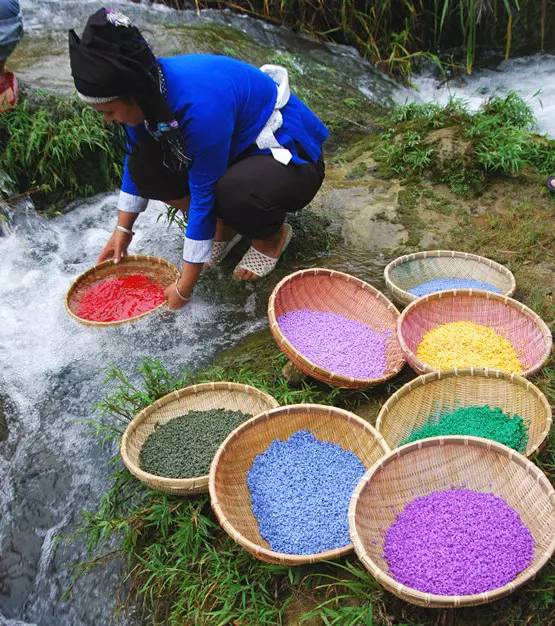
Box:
[69,8,328,310]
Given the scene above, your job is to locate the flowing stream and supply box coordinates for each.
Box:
[1,2,553,625]
[0,194,276,626]
[398,54,555,138]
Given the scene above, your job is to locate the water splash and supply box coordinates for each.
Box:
[0,194,264,625]
[397,54,555,137]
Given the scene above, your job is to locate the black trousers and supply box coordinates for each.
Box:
[129,135,325,239]
[215,154,325,239]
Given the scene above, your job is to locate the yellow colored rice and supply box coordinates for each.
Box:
[415,321,522,373]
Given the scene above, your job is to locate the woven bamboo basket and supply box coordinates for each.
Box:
[376,369,552,457]
[268,268,405,389]
[397,289,552,377]
[120,382,279,495]
[384,250,516,306]
[209,404,390,565]
[65,255,179,327]
[349,436,555,608]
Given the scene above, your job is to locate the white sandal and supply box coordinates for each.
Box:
[206,233,242,267]
[233,224,293,279]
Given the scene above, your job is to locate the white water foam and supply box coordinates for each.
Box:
[0,195,264,625]
[396,54,555,137]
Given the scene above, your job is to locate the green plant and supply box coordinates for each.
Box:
[389,98,469,128]
[73,347,554,625]
[79,481,295,625]
[374,130,434,176]
[438,160,484,196]
[0,95,123,210]
[156,1,523,78]
[525,140,555,177]
[373,92,552,195]
[474,126,529,174]
[477,91,536,131]
[158,204,187,231]
[299,560,381,625]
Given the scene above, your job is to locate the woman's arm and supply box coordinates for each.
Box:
[181,102,234,262]
[164,108,233,309]
[98,141,149,263]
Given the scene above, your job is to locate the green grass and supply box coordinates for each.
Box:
[0,92,124,210]
[370,92,555,196]
[74,357,359,625]
[159,1,526,78]
[72,343,554,625]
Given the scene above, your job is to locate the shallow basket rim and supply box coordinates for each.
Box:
[375,368,553,457]
[348,435,555,608]
[209,403,391,565]
[268,268,404,388]
[396,289,553,377]
[384,249,516,305]
[64,254,179,327]
[120,382,280,492]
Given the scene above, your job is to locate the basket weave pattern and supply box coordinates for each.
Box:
[397,290,552,376]
[209,404,390,565]
[384,250,516,306]
[349,436,555,608]
[376,370,552,457]
[121,382,279,495]
[65,255,179,327]
[268,268,405,389]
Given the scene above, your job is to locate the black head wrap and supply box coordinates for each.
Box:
[68,8,190,173]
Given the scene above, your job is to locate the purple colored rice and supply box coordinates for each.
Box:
[277,309,390,379]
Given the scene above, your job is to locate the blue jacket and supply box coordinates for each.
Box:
[119,54,328,262]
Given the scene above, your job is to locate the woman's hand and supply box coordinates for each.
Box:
[97,230,133,264]
[164,262,203,310]
[164,282,191,310]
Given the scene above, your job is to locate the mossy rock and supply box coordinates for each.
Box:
[424,127,472,166]
[211,328,280,376]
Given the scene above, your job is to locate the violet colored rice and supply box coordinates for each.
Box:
[277,309,390,379]
[383,489,534,596]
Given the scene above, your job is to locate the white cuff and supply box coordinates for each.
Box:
[183,237,213,263]
[118,191,149,213]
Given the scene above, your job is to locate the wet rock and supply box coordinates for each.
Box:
[417,205,460,248]
[9,36,70,95]
[0,449,74,618]
[315,183,408,251]
[424,126,472,166]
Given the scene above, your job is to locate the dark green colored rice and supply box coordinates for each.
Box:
[139,409,252,478]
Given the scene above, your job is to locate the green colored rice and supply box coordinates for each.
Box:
[139,408,252,478]
[401,405,528,452]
